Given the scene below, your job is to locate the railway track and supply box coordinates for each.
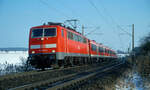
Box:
[48,61,124,90]
[5,61,124,90]
[0,62,106,90]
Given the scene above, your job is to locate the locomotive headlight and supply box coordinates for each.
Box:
[32,51,35,54]
[41,38,44,40]
[52,50,55,53]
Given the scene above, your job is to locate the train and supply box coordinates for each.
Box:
[28,22,117,70]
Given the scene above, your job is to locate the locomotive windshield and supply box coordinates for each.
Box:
[32,29,43,38]
[31,28,56,38]
[44,28,56,37]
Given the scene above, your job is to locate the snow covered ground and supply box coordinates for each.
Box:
[0,51,28,65]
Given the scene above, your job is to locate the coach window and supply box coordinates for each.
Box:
[103,48,105,53]
[100,47,104,52]
[83,38,87,43]
[61,29,64,37]
[75,34,78,41]
[67,31,73,40]
[108,50,110,54]
[78,36,83,42]
[73,34,77,41]
[67,31,70,39]
[73,33,78,41]
[80,37,83,43]
[70,32,73,40]
[67,31,71,39]
[105,49,107,53]
[98,47,100,53]
[106,49,108,53]
[91,44,97,51]
[78,36,81,42]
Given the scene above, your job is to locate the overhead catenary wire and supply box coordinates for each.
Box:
[88,0,132,51]
[96,0,129,48]
[57,0,78,18]
[88,0,131,37]
[39,0,125,51]
[39,0,84,32]
[84,27,101,36]
[57,0,100,34]
[88,0,119,49]
[40,0,102,37]
[98,0,132,52]
[39,0,71,19]
[87,0,111,25]
[98,0,131,36]
[118,34,125,51]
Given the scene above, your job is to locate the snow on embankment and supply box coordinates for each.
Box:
[0,51,28,65]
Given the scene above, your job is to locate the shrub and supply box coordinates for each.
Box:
[0,57,33,76]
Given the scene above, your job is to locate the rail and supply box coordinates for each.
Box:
[7,60,125,90]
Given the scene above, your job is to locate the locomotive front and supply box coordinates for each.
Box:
[28,25,58,69]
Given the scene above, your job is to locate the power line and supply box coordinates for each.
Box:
[88,0,132,51]
[88,0,121,48]
[39,0,70,19]
[85,27,101,36]
[57,0,78,18]
[118,34,125,51]
[98,0,131,36]
[87,0,110,25]
[87,0,118,37]
[57,0,99,33]
[39,0,84,33]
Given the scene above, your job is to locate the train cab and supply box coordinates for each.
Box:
[29,26,57,54]
[28,23,65,69]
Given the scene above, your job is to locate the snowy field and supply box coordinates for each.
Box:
[0,51,28,65]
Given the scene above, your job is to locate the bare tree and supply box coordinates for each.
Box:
[140,33,150,55]
[0,57,33,76]
[19,57,33,72]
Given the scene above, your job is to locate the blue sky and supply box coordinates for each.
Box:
[0,0,150,51]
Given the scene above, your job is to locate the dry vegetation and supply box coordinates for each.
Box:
[134,32,150,79]
[0,57,32,76]
[124,32,150,79]
[136,54,150,78]
[80,61,130,90]
[0,64,99,89]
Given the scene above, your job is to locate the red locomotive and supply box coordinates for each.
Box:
[28,22,117,69]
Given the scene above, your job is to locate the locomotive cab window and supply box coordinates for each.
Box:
[32,29,43,38]
[31,28,56,38]
[44,28,56,37]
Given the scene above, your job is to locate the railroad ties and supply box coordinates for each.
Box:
[0,60,125,90]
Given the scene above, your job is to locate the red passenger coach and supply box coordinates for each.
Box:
[89,40,117,62]
[28,22,117,69]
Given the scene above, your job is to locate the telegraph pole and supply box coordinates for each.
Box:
[132,24,134,64]
[132,24,134,52]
